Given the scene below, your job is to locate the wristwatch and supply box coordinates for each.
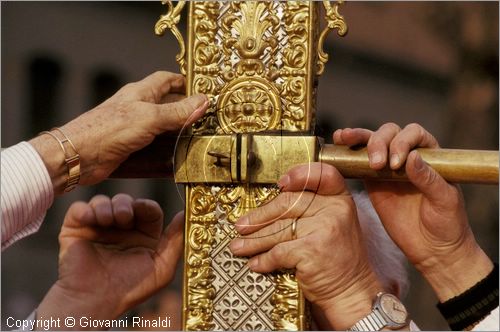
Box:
[348,292,409,331]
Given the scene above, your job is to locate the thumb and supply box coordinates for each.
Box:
[154,211,185,285]
[156,94,208,131]
[406,150,453,206]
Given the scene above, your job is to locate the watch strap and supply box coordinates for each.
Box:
[348,308,387,331]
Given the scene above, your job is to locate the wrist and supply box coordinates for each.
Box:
[419,243,493,302]
[37,282,122,330]
[320,269,384,330]
[29,135,67,195]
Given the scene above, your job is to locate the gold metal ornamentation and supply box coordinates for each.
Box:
[217,78,281,133]
[317,1,348,75]
[272,272,309,331]
[185,184,281,330]
[155,1,187,74]
[184,185,217,331]
[156,1,347,330]
[186,2,317,135]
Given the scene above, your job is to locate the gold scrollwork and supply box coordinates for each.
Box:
[280,1,311,131]
[185,185,217,331]
[155,1,187,74]
[317,0,348,75]
[181,2,324,330]
[272,272,301,330]
[190,2,315,134]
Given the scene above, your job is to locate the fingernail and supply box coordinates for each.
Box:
[390,153,401,168]
[370,152,383,166]
[229,239,244,253]
[277,174,290,190]
[248,258,258,270]
[414,153,425,171]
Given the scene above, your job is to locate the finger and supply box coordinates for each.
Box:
[337,128,373,147]
[167,76,186,94]
[389,123,440,169]
[332,128,347,145]
[123,71,185,103]
[230,218,300,256]
[152,93,209,132]
[111,194,134,230]
[132,199,164,240]
[88,195,113,227]
[235,191,315,235]
[62,201,95,228]
[367,122,401,170]
[161,93,186,104]
[247,240,305,273]
[154,211,185,284]
[278,162,347,195]
[406,151,456,206]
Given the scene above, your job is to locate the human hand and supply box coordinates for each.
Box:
[36,194,184,329]
[333,123,493,301]
[229,163,383,330]
[29,71,209,194]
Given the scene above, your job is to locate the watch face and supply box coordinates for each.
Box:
[379,294,408,324]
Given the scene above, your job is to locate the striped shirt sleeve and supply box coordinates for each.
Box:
[1,141,54,250]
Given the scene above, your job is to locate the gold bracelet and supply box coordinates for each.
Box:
[39,127,80,192]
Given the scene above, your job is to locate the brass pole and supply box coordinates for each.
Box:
[320,144,499,184]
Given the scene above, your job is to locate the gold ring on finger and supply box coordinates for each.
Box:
[291,219,298,240]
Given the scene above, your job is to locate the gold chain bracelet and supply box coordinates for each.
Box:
[39,127,80,192]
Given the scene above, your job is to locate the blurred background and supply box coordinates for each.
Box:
[1,2,498,330]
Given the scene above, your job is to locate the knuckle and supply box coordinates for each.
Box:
[152,70,166,78]
[404,122,422,131]
[91,194,110,203]
[303,234,323,255]
[121,82,136,93]
[271,243,286,261]
[367,135,383,148]
[68,201,87,213]
[381,122,401,132]
[112,193,133,202]
[405,122,426,139]
[422,168,438,186]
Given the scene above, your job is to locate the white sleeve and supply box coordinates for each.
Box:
[472,307,499,331]
[1,142,54,250]
[409,320,420,331]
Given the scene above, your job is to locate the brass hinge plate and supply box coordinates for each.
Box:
[175,134,321,184]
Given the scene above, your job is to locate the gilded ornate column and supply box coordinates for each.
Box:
[155,2,347,330]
